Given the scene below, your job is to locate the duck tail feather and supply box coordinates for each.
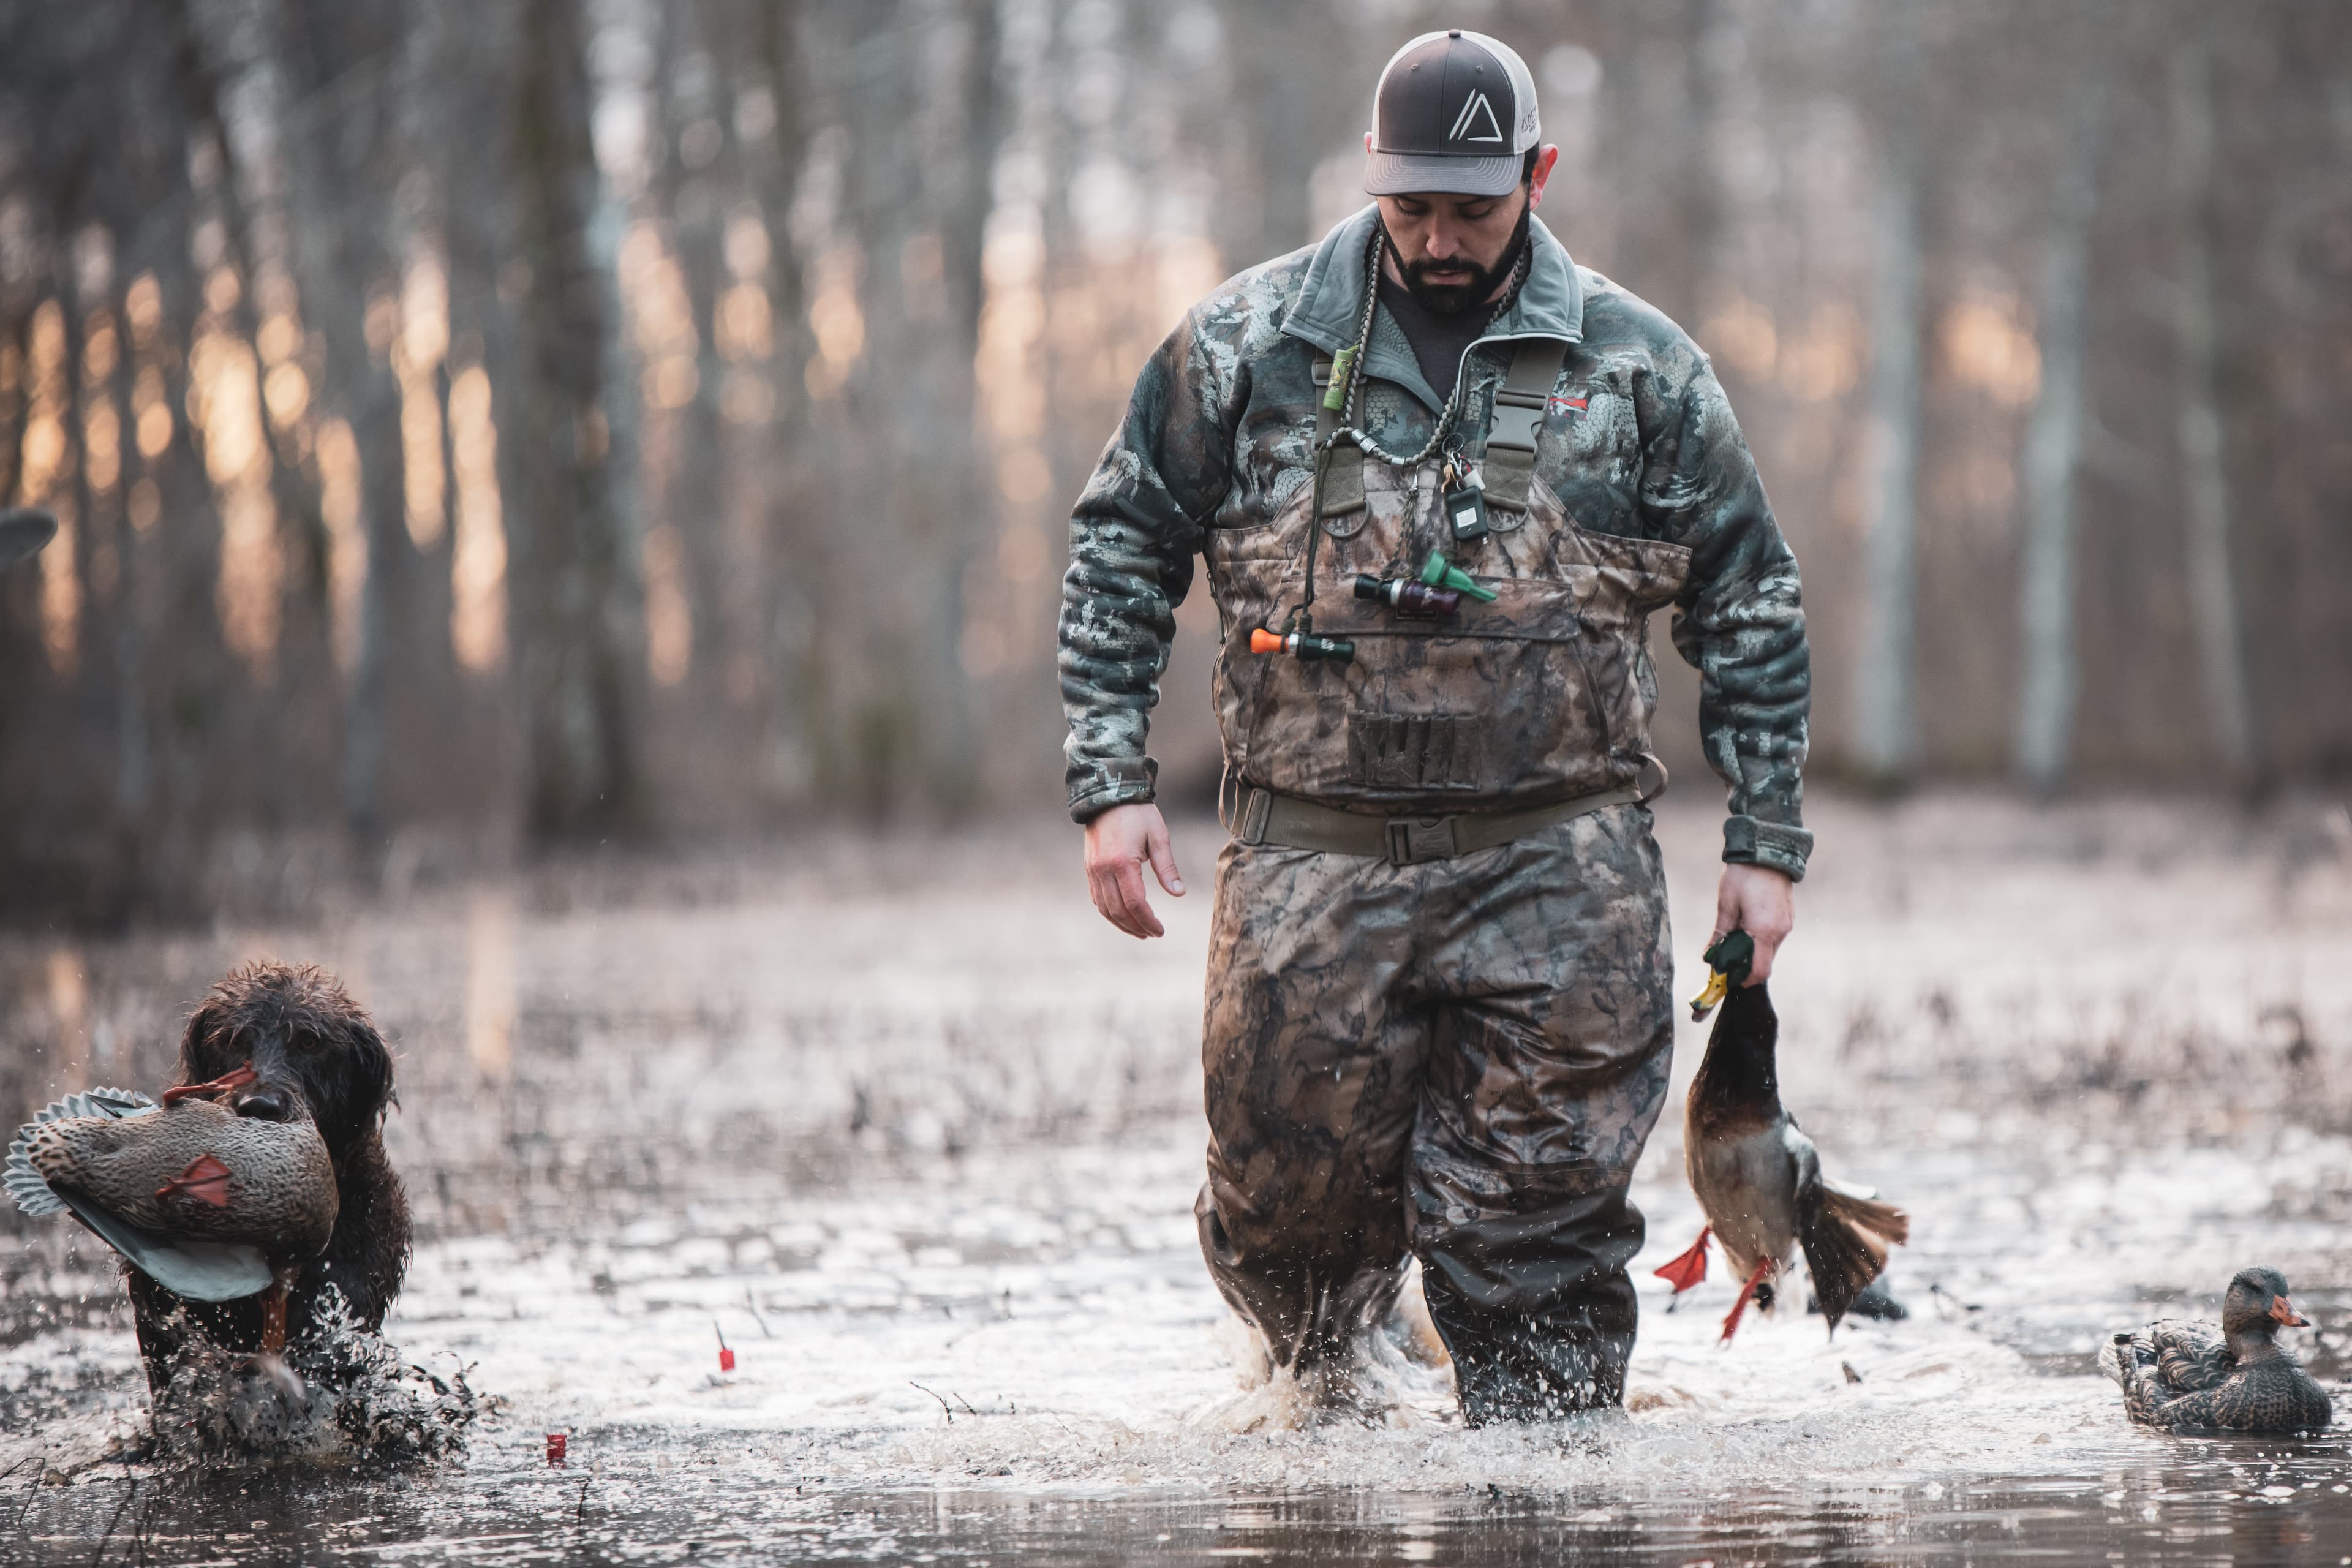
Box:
[1798,1186,1901,1333]
[1821,1186,1909,1247]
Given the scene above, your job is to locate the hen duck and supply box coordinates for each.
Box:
[6,1068,339,1351]
[1653,931,1910,1340]
[2100,1266,2333,1432]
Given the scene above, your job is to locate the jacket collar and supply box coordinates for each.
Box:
[1283,202,1585,359]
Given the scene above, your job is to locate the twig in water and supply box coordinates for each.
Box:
[577,1477,591,1523]
[911,1382,955,1423]
[743,1288,773,1339]
[89,1477,136,1566]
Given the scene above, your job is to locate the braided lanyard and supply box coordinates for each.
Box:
[1292,229,1530,630]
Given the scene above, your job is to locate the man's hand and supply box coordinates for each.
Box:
[1084,802,1185,940]
[1713,863,1795,986]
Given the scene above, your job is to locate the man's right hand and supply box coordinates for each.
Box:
[1084,802,1185,939]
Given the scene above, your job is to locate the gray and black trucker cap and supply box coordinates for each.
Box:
[1365,29,1540,198]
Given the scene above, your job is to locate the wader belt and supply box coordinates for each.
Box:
[1234,783,1640,867]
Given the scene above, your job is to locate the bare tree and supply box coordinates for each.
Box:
[2013,70,2111,794]
[2168,30,2255,785]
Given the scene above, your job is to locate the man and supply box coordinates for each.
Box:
[1058,29,1811,1422]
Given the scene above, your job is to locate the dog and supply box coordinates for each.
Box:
[128,962,410,1401]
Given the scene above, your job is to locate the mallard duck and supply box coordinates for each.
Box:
[6,1071,339,1352]
[1653,930,1910,1340]
[2100,1266,2334,1432]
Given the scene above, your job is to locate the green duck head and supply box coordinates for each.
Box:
[1689,930,1758,1020]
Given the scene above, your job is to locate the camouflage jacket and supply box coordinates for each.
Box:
[1057,206,1814,879]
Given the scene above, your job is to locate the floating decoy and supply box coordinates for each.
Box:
[1654,930,1910,1340]
[2100,1266,2334,1431]
[7,1072,339,1351]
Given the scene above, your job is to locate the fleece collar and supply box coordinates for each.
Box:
[1282,202,1585,361]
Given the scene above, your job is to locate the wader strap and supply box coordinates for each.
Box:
[1482,339,1569,512]
[1232,783,1641,866]
[1310,351,1365,517]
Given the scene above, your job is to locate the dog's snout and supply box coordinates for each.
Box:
[232,1085,298,1123]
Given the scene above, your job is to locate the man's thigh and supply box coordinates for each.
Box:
[1200,839,1428,1256]
[1411,805,1678,1239]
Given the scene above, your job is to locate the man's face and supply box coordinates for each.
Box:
[1370,143,1559,315]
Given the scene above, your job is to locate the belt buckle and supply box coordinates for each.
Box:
[1385,815,1457,866]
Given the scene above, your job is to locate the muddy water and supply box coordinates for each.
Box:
[3,794,2350,1563]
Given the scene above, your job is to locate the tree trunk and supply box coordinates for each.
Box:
[2013,79,2111,794]
[513,0,644,840]
[2169,34,2256,785]
[1847,17,1926,786]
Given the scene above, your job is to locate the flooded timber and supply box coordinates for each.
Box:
[2,793,2349,1563]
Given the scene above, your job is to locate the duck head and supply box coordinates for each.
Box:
[178,963,394,1161]
[2222,1265,2306,1339]
[1689,930,1757,1021]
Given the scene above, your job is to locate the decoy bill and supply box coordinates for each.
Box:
[7,1076,339,1352]
[1655,930,1910,1341]
[2100,1266,2334,1432]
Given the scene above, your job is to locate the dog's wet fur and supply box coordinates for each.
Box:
[128,962,410,1403]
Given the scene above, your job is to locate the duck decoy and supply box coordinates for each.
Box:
[2100,1266,2334,1432]
[1653,930,1910,1341]
[6,1069,339,1352]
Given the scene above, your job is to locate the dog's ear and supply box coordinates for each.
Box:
[178,994,238,1082]
[333,1014,397,1140]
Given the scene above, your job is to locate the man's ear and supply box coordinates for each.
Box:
[1528,144,1561,211]
[1364,130,1374,155]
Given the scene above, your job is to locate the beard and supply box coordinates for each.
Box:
[1386,201,1532,316]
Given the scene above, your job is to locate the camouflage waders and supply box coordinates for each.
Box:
[1199,804,1675,1419]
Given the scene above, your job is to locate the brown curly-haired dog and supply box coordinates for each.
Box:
[128,962,410,1398]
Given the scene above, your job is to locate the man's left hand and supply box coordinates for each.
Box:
[1713,864,1795,986]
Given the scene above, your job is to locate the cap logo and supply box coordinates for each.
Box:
[1448,89,1505,144]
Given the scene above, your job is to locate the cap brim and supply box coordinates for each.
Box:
[1365,149,1521,198]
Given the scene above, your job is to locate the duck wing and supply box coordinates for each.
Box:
[43,1183,274,1301]
[2147,1319,2232,1393]
[1790,1125,1909,1333]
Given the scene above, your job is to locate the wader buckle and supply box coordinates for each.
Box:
[1385,815,1458,866]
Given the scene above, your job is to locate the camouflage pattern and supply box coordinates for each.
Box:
[1058,204,1814,878]
[1197,802,1675,1420]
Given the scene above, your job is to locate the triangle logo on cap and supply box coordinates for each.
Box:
[1448,89,1504,144]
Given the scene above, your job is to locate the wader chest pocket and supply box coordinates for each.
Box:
[1348,712,1482,790]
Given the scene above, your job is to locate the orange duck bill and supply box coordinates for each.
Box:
[2271,1295,2308,1327]
[161,1063,257,1105]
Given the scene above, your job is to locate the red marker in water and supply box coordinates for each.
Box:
[715,1320,735,1373]
[546,1431,567,1466]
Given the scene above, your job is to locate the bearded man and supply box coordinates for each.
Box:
[1057,29,1811,1422]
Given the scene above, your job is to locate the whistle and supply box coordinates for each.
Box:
[1418,550,1499,603]
[1250,627,1355,662]
[1354,573,1461,617]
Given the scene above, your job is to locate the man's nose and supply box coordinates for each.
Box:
[232,1084,298,1122]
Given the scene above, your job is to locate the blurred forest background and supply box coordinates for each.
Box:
[2,0,2349,923]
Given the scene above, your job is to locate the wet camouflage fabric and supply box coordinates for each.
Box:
[1058,205,1813,878]
[1196,804,1675,1420]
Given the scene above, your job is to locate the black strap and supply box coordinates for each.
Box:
[1480,339,1568,511]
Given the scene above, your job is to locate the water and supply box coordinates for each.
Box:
[2,794,2349,1562]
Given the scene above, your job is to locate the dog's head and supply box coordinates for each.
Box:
[178,963,394,1157]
